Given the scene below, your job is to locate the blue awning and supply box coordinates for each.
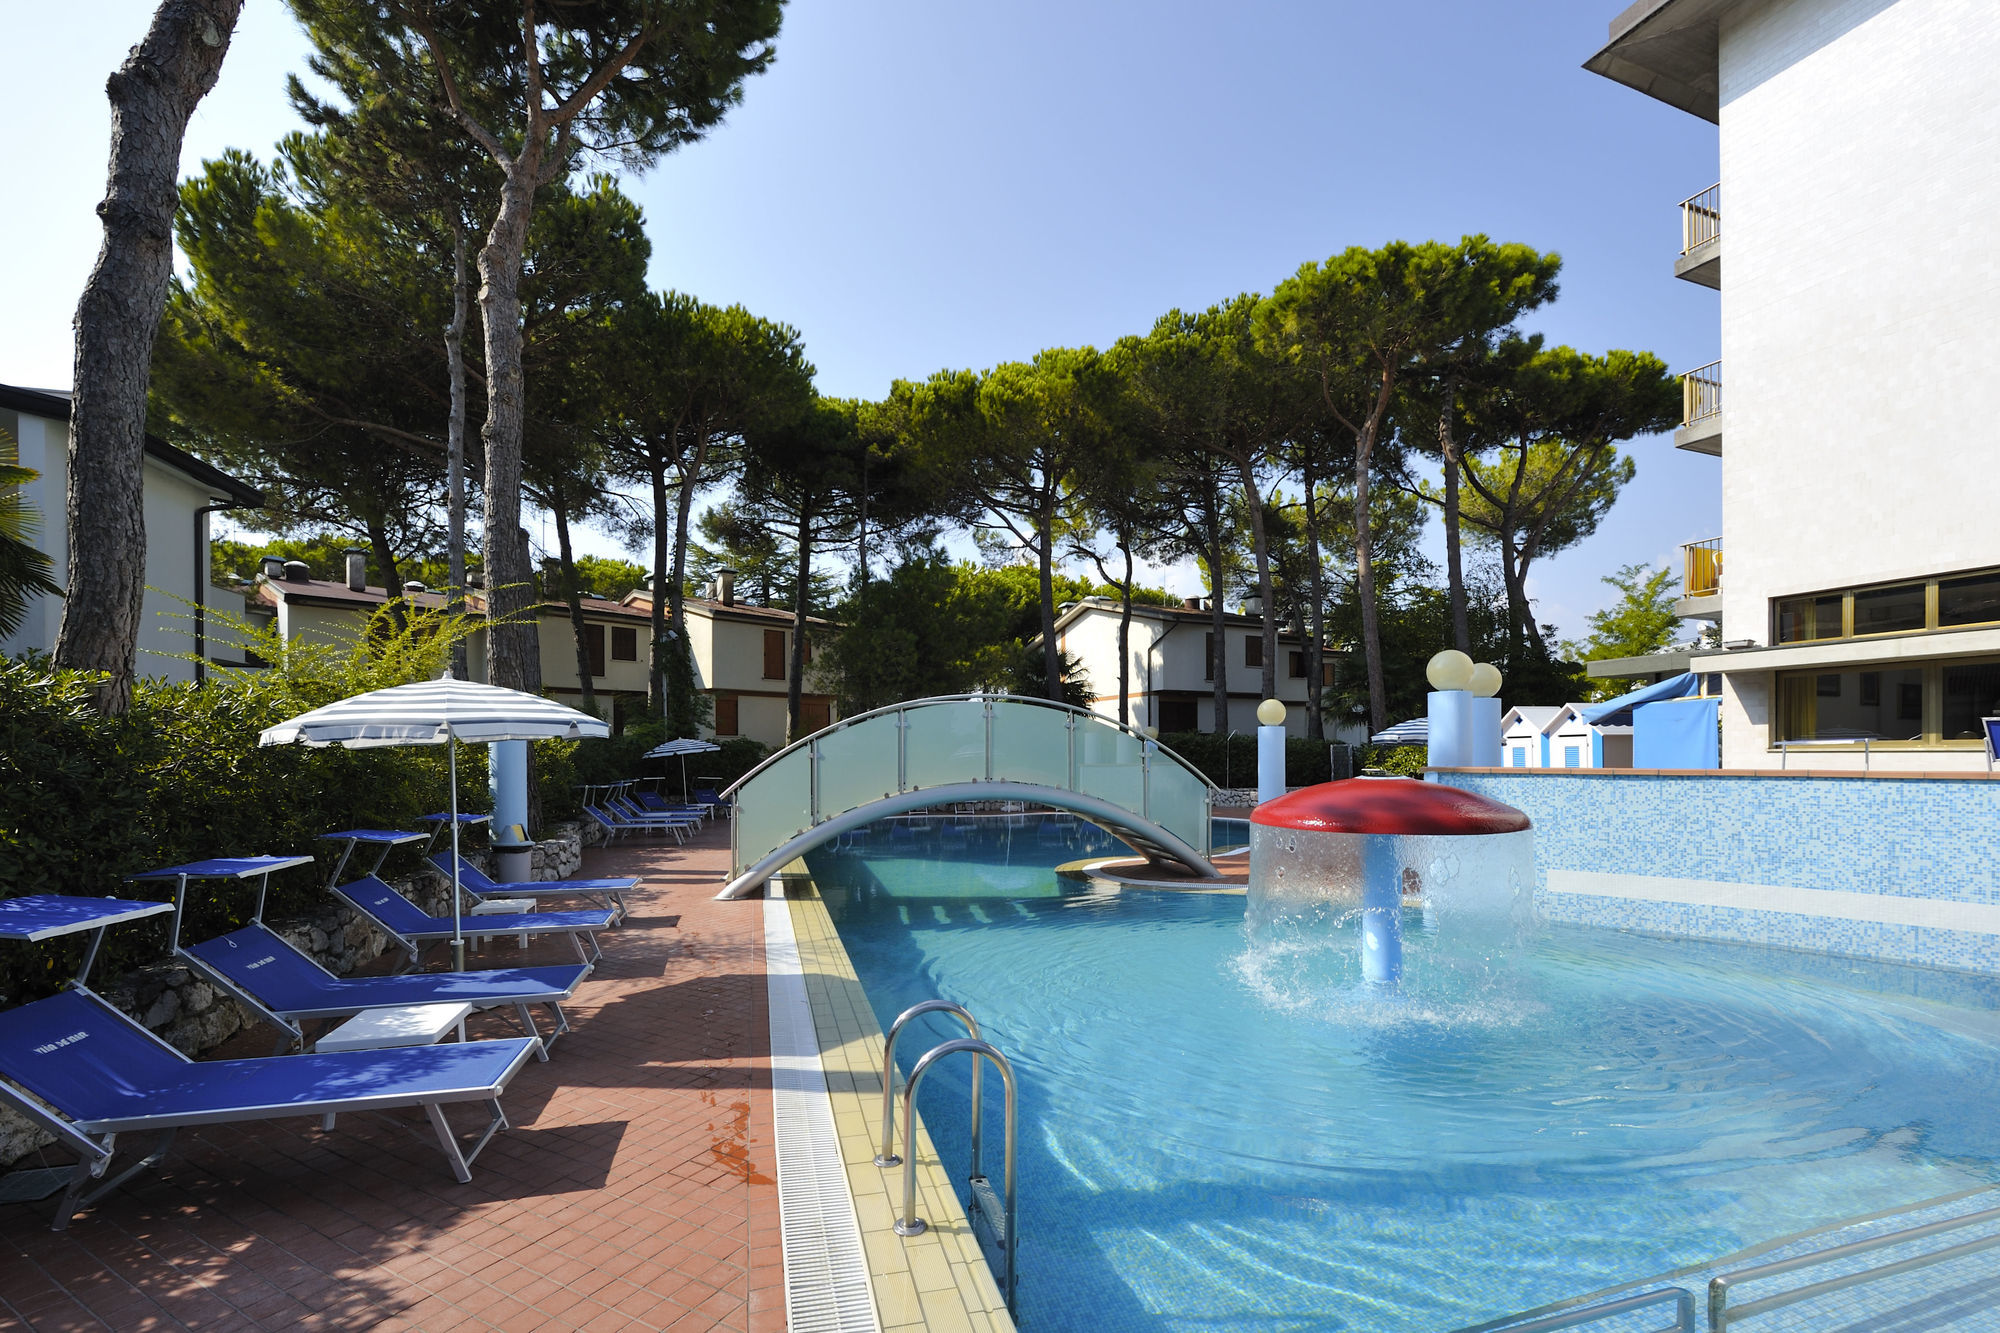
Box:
[1580,672,1701,727]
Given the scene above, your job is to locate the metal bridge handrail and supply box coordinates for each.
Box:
[1484,1286,1694,1333]
[892,1036,1019,1315]
[717,692,1215,802]
[875,1001,981,1171]
[1709,1203,2000,1330]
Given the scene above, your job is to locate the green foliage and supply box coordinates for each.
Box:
[1560,563,1681,701]
[1156,732,1340,788]
[569,554,648,601]
[1358,745,1430,777]
[0,428,62,637]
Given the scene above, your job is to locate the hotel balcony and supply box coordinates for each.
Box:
[1676,360,1722,455]
[1675,183,1720,287]
[1676,537,1721,621]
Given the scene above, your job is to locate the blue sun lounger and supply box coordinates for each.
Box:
[423,852,636,923]
[184,923,585,1059]
[584,802,701,844]
[331,875,612,968]
[0,895,538,1230]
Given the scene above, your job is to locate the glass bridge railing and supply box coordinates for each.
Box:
[725,694,1215,882]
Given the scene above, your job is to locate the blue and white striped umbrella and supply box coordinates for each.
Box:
[259,676,608,748]
[260,676,608,963]
[1370,717,1429,746]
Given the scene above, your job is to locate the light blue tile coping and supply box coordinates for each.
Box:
[1434,770,2000,973]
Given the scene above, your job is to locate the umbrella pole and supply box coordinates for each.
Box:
[450,732,466,970]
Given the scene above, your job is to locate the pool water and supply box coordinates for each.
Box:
[806,814,2000,1332]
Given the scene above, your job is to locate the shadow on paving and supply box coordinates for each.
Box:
[0,823,776,1331]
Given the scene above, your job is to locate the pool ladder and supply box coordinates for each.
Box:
[876,1000,1019,1316]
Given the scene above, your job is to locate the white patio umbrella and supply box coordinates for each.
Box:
[644,736,721,797]
[260,675,609,967]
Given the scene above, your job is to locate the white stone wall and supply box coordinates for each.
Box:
[1712,0,2000,768]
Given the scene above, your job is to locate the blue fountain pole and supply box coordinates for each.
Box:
[1359,834,1403,985]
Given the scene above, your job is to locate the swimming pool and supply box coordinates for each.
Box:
[805,814,2000,1331]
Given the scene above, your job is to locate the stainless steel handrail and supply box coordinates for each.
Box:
[1486,1286,1695,1333]
[876,1000,981,1169]
[1708,1203,2000,1330]
[893,1036,1018,1314]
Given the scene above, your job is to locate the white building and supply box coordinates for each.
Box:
[1501,705,1564,768]
[0,383,262,683]
[1045,596,1371,742]
[1587,0,2000,770]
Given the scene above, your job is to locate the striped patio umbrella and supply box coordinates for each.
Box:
[1369,717,1429,746]
[644,736,720,797]
[260,676,609,966]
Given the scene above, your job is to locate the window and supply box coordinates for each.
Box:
[1322,662,1335,686]
[1159,699,1198,733]
[799,698,831,732]
[1940,573,2000,628]
[1853,583,1926,636]
[714,695,739,736]
[762,628,785,679]
[1244,635,1263,668]
[584,624,605,678]
[1776,595,1843,643]
[611,626,638,661]
[1777,667,1925,742]
[1288,650,1305,679]
[1942,662,2000,740]
[1204,633,1215,681]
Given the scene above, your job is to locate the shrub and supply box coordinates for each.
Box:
[1358,744,1429,777]
[1157,732,1348,789]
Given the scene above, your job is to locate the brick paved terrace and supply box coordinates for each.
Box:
[0,822,783,1333]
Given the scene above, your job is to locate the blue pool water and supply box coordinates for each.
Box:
[805,814,2000,1332]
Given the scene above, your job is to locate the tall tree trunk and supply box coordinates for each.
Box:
[446,222,471,678]
[1301,455,1326,741]
[1439,385,1470,653]
[364,514,406,634]
[786,508,813,740]
[475,166,543,695]
[552,492,594,714]
[855,447,870,592]
[56,0,243,713]
[1204,498,1229,736]
[647,457,670,715]
[1239,463,1277,704]
[1038,490,1060,701]
[1116,533,1133,730]
[1348,374,1396,734]
[1499,532,1531,663]
[664,428,711,736]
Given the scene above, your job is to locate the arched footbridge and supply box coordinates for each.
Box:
[715,695,1220,899]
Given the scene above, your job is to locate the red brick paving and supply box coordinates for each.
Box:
[0,823,784,1332]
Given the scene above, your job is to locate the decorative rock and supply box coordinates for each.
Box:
[143,989,180,1029]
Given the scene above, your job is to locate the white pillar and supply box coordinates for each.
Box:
[1426,690,1475,769]
[1255,699,1287,805]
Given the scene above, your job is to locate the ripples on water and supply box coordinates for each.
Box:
[808,816,2000,1333]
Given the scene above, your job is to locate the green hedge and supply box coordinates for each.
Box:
[1156,732,1349,789]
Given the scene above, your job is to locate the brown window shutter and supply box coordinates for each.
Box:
[586,624,605,677]
[801,697,829,732]
[763,628,785,679]
[715,695,739,735]
[1245,635,1263,668]
[1288,650,1304,679]
[1204,633,1215,681]
[611,626,638,661]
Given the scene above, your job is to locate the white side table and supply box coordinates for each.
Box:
[315,1001,477,1129]
[470,897,535,949]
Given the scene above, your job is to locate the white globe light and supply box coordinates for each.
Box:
[1425,649,1475,692]
[1468,663,1503,698]
[1256,698,1286,727]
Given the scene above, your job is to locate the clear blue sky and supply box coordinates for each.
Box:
[0,1,1720,639]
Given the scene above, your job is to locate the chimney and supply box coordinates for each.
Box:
[403,580,426,595]
[717,568,736,607]
[259,555,285,581]
[282,560,310,583]
[344,549,367,592]
[468,572,485,589]
[1182,595,1204,611]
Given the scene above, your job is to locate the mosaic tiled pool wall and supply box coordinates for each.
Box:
[1435,770,2000,972]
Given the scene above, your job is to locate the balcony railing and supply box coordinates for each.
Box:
[1683,538,1722,599]
[1682,360,1722,425]
[1681,183,1720,253]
